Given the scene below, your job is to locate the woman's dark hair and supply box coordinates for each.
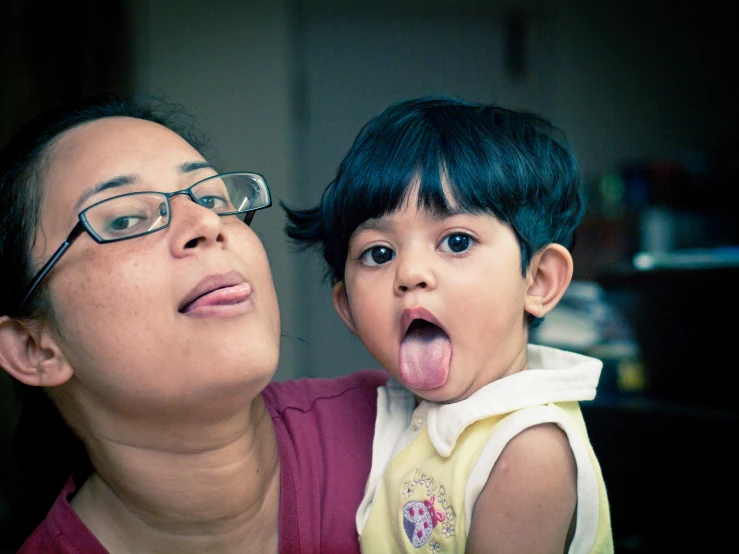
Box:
[0,93,211,541]
[283,95,585,291]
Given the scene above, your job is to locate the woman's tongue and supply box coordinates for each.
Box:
[183,285,249,313]
[399,322,451,390]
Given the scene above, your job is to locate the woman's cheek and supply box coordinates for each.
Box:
[54,248,159,328]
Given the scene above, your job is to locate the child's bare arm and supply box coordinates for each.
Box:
[466,423,577,554]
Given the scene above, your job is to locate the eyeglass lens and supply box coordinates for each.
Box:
[81,173,268,241]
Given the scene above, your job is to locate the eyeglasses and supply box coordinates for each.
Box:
[19,171,271,310]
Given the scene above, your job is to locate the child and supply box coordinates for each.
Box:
[283,96,613,553]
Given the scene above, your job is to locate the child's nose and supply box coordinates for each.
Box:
[394,252,436,293]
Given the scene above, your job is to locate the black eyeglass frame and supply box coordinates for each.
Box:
[18,171,271,311]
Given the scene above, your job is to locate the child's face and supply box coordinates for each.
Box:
[334,184,536,403]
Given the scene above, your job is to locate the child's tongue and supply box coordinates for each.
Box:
[399,322,451,390]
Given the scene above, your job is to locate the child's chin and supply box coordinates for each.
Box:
[431,377,488,404]
[413,384,463,404]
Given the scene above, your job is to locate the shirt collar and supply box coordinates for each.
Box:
[389,345,603,457]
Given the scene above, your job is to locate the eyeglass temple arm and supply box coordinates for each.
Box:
[18,223,86,310]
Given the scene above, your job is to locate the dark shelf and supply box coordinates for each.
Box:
[582,393,737,553]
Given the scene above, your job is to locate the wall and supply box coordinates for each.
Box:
[551,0,735,176]
[122,0,736,382]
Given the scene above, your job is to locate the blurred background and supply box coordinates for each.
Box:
[1,0,736,552]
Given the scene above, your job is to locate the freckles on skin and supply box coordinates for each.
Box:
[54,236,145,308]
[48,228,170,369]
[53,245,154,349]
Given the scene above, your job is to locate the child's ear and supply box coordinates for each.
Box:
[332,281,358,335]
[524,244,574,319]
[0,316,73,387]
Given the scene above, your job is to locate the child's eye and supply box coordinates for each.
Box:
[359,245,396,266]
[439,233,473,254]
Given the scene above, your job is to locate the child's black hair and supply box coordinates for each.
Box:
[283,95,584,289]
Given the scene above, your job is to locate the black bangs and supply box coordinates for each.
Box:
[315,100,517,280]
[329,126,452,239]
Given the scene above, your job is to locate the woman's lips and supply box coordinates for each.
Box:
[179,271,253,317]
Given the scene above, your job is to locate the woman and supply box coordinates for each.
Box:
[0,94,386,553]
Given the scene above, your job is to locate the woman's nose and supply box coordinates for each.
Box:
[394,251,436,294]
[168,194,226,256]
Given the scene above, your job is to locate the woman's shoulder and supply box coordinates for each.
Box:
[262,369,388,414]
[16,475,107,554]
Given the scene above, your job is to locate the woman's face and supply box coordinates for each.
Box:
[35,117,281,420]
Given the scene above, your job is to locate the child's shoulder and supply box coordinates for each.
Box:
[468,422,577,550]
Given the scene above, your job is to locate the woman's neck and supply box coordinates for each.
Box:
[70,394,280,554]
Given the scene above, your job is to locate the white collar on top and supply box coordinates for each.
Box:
[385,344,603,457]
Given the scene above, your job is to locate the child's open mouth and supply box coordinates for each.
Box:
[399,318,451,390]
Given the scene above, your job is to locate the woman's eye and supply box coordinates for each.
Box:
[89,196,158,238]
[106,214,146,233]
[199,195,230,211]
[440,233,473,254]
[360,245,395,266]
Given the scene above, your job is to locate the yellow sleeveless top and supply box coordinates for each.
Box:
[360,401,613,553]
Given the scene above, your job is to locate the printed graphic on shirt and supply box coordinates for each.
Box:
[402,495,445,547]
[401,468,456,550]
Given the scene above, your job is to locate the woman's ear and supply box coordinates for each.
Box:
[332,281,357,335]
[0,316,73,387]
[524,244,574,319]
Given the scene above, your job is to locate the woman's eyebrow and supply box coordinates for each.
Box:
[74,174,137,211]
[179,160,214,174]
[73,161,215,211]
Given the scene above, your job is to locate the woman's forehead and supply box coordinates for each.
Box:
[47,118,196,190]
[49,117,197,173]
[40,117,202,229]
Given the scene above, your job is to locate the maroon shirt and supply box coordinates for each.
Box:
[17,369,387,554]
